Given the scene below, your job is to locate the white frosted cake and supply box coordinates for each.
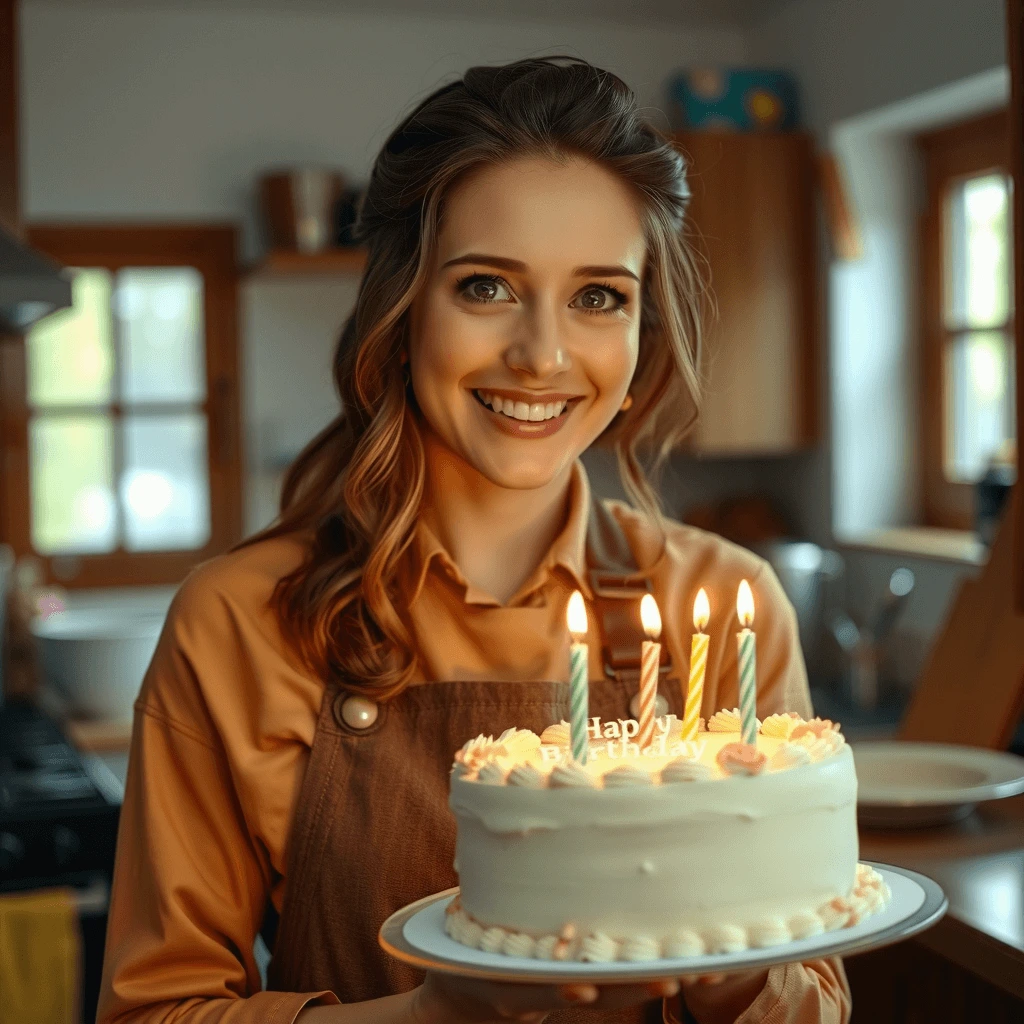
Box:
[445,710,890,961]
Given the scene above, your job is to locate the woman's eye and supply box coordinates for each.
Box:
[457,275,513,304]
[572,286,626,315]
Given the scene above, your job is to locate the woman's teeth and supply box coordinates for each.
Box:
[475,391,568,422]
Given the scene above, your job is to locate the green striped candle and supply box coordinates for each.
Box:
[567,591,590,765]
[736,579,758,746]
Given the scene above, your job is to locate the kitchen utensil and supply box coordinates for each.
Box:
[380,864,944,982]
[852,741,1024,828]
[828,567,915,711]
[750,540,844,677]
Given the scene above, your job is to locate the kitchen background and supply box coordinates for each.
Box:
[0,0,1019,1021]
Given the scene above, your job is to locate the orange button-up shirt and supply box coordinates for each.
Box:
[97,461,851,1024]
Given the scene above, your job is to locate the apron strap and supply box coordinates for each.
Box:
[584,495,674,686]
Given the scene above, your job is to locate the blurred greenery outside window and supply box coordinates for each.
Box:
[918,110,1017,531]
[5,224,241,587]
[943,171,1016,482]
[27,266,212,558]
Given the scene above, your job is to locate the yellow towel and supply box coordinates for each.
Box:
[0,887,81,1024]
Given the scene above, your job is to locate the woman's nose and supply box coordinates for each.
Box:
[503,300,570,379]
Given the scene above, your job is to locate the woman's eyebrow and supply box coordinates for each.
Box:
[441,253,640,283]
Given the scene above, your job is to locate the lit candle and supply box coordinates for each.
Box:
[636,594,662,751]
[736,580,758,746]
[682,588,710,741]
[567,591,590,765]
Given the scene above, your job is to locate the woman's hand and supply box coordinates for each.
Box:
[415,971,681,1023]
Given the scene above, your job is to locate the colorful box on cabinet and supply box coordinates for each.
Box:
[668,68,800,131]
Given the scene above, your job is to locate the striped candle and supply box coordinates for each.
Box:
[566,591,590,765]
[636,594,663,750]
[682,588,710,740]
[736,579,758,746]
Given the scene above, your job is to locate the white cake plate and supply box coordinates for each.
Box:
[379,863,946,983]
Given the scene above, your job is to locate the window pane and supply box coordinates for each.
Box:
[26,269,114,407]
[945,330,1015,481]
[946,173,1012,329]
[115,267,206,404]
[120,414,210,551]
[30,415,117,554]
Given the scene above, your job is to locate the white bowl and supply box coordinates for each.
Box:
[32,608,166,723]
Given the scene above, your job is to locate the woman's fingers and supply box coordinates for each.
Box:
[680,972,727,987]
[553,977,680,1012]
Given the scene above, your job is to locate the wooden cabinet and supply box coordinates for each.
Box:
[672,131,819,456]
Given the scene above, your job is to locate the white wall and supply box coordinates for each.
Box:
[830,131,921,537]
[20,2,746,533]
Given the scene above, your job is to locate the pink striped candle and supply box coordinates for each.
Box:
[636,594,663,750]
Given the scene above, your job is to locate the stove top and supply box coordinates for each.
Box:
[0,699,121,888]
[0,700,112,817]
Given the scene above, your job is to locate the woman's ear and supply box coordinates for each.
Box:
[620,393,633,412]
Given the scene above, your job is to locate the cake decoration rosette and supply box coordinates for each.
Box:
[707,707,762,733]
[716,741,768,776]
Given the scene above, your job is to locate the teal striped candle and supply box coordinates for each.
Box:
[736,580,758,746]
[567,591,590,765]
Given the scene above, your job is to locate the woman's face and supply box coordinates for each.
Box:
[408,155,646,491]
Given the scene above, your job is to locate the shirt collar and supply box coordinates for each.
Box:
[404,459,593,608]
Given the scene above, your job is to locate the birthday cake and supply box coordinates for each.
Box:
[444,710,890,961]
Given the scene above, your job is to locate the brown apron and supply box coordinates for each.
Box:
[265,499,686,1024]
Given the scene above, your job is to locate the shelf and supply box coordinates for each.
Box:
[836,526,987,566]
[246,247,367,278]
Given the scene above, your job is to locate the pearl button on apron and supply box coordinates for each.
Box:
[340,695,379,730]
[629,691,668,720]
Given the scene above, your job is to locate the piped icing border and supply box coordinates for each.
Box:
[444,864,891,961]
[451,712,846,786]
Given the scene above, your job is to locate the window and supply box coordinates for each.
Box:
[0,226,242,586]
[918,110,1017,530]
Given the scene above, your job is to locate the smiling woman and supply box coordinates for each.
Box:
[97,55,847,1024]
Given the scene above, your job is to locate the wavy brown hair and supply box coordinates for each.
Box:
[244,55,708,700]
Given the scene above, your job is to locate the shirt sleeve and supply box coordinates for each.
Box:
[96,582,341,1024]
[665,561,851,1024]
[664,958,851,1024]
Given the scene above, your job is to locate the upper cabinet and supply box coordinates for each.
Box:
[672,131,818,456]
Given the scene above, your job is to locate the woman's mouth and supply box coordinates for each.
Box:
[471,389,580,438]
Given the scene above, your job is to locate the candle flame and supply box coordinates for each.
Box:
[737,579,755,628]
[640,593,662,639]
[567,590,588,639]
[693,588,710,631]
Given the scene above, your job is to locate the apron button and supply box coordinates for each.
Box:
[337,695,379,730]
[629,691,669,720]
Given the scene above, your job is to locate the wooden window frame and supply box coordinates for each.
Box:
[917,109,1012,531]
[0,224,243,587]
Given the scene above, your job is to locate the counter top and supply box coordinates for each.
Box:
[859,794,1024,998]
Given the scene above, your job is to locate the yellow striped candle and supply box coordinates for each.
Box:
[736,579,758,746]
[682,588,710,740]
[566,591,590,765]
[636,594,662,750]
